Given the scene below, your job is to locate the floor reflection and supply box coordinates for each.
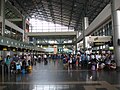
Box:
[0,59,120,90]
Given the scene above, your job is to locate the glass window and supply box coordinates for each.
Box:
[91,21,112,37]
[109,21,112,36]
[4,25,23,41]
[29,18,74,32]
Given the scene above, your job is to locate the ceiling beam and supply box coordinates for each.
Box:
[60,0,63,25]
[11,0,30,17]
[32,0,48,21]
[6,1,23,18]
[47,0,55,23]
[7,18,22,21]
[68,0,75,30]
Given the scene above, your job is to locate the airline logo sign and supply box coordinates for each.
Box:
[87,36,111,43]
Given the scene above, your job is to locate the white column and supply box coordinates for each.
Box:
[84,17,89,30]
[83,17,89,52]
[0,0,5,36]
[22,16,26,42]
[76,31,79,38]
[111,0,120,67]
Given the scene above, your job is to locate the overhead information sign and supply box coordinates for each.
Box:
[87,36,111,43]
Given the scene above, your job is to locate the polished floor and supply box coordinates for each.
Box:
[0,60,120,90]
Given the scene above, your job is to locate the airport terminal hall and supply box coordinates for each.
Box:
[1,0,120,90]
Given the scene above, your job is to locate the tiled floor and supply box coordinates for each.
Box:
[0,59,120,90]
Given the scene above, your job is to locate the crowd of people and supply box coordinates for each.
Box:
[0,54,35,74]
[62,52,116,70]
[0,53,54,74]
[0,52,117,75]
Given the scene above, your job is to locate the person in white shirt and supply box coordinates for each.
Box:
[95,54,99,61]
[38,55,41,63]
[91,54,95,60]
[27,55,31,65]
[44,54,47,59]
[111,53,114,60]
[44,54,48,64]
[33,55,37,65]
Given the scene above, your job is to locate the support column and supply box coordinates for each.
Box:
[111,0,120,67]
[75,31,79,53]
[0,0,5,36]
[75,42,77,54]
[84,17,89,30]
[76,31,79,38]
[82,17,89,52]
[73,36,77,54]
[22,16,26,42]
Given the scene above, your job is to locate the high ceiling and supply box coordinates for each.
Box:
[8,0,110,31]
